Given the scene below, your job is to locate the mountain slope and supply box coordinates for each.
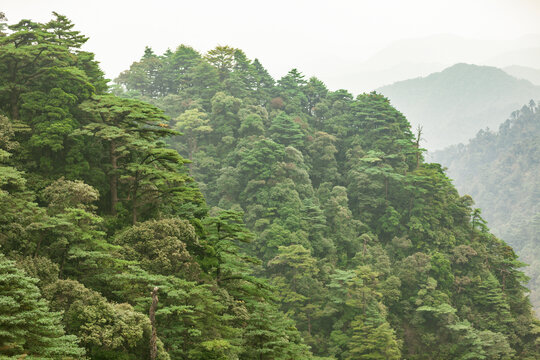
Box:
[113,45,540,359]
[1,13,538,359]
[486,47,540,69]
[504,65,540,86]
[334,34,540,94]
[377,63,540,150]
[432,101,540,316]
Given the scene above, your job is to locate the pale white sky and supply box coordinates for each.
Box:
[3,0,540,92]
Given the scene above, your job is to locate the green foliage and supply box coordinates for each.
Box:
[45,279,168,359]
[112,40,539,359]
[0,13,105,179]
[434,102,540,317]
[116,218,201,277]
[268,111,305,149]
[0,12,538,360]
[0,255,85,359]
[77,94,203,223]
[347,303,401,360]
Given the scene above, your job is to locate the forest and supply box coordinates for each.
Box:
[0,13,539,359]
[433,101,540,317]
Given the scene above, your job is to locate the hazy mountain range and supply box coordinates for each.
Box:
[376,63,540,150]
[327,34,540,94]
[430,100,540,315]
[504,65,540,85]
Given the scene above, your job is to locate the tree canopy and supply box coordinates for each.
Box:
[0,12,538,360]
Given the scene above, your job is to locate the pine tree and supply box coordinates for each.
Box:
[78,94,201,222]
[268,112,305,149]
[0,255,85,358]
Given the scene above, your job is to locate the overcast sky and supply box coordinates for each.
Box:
[3,0,540,91]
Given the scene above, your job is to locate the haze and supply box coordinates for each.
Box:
[3,0,540,94]
[3,1,540,356]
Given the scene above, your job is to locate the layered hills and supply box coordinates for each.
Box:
[433,101,540,316]
[378,63,540,150]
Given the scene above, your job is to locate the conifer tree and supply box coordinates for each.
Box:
[347,303,401,360]
[0,255,85,359]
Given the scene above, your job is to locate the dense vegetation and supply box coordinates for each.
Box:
[0,13,538,359]
[378,63,540,150]
[433,101,540,317]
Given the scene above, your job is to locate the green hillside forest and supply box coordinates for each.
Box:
[433,101,540,318]
[0,13,539,359]
[378,63,540,150]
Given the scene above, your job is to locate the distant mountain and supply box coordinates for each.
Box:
[326,61,446,95]
[362,35,496,69]
[485,47,540,69]
[377,63,540,150]
[504,65,540,85]
[335,34,540,94]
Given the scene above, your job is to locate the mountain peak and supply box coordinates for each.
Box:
[377,63,540,150]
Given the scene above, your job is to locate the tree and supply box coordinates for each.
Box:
[472,272,513,333]
[248,58,274,105]
[241,301,312,360]
[347,302,401,360]
[268,112,305,149]
[0,13,90,119]
[210,91,242,143]
[319,185,363,261]
[123,145,200,224]
[304,77,328,115]
[267,245,325,348]
[276,69,308,114]
[202,209,256,287]
[173,108,212,164]
[45,279,169,359]
[116,218,201,278]
[0,13,105,178]
[78,94,201,223]
[78,94,168,213]
[308,131,339,187]
[0,115,47,257]
[112,266,242,360]
[0,255,85,359]
[39,178,114,279]
[205,45,237,81]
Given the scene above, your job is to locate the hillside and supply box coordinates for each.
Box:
[332,34,540,94]
[0,14,538,359]
[432,101,540,316]
[378,63,540,150]
[114,44,540,358]
[487,47,540,70]
[504,65,540,86]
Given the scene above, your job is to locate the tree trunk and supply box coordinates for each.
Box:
[132,179,138,225]
[11,90,19,120]
[363,237,367,257]
[150,287,159,360]
[188,137,196,172]
[415,125,423,170]
[110,141,118,215]
[34,234,44,257]
[9,62,20,120]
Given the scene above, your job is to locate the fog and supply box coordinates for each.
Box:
[3,0,540,94]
